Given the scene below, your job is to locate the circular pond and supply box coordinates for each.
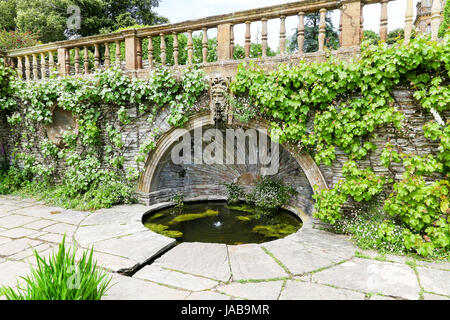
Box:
[142,201,302,245]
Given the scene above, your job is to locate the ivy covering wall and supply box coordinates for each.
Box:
[0,64,208,210]
[230,34,449,257]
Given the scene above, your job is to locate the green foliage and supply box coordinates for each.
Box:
[312,161,386,225]
[5,0,167,44]
[0,64,207,210]
[0,29,40,50]
[439,0,450,37]
[246,176,298,211]
[333,208,408,255]
[225,177,297,211]
[1,235,112,300]
[225,182,245,204]
[231,33,450,257]
[288,12,339,53]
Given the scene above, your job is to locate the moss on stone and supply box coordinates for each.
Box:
[148,213,166,221]
[167,209,219,225]
[145,223,183,239]
[252,224,298,238]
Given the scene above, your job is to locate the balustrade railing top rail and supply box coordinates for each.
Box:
[3,0,443,82]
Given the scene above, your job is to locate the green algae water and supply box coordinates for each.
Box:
[143,201,302,245]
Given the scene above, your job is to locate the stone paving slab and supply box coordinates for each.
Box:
[312,258,421,300]
[75,249,140,273]
[262,237,351,275]
[103,274,190,300]
[279,279,365,300]
[0,215,40,229]
[0,227,41,239]
[83,205,147,226]
[186,290,233,300]
[22,219,58,231]
[417,267,450,297]
[92,231,176,264]
[228,244,288,281]
[216,281,284,300]
[0,236,12,246]
[423,293,450,300]
[134,265,219,292]
[0,238,43,257]
[41,223,77,235]
[0,260,31,288]
[74,223,145,247]
[154,242,231,281]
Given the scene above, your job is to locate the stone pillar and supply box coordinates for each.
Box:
[404,0,414,45]
[123,30,140,70]
[217,23,232,61]
[340,0,362,48]
[380,0,389,42]
[431,0,442,40]
[57,47,66,76]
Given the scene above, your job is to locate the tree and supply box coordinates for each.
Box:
[288,12,339,53]
[0,0,17,31]
[2,0,168,44]
[439,0,450,37]
[362,30,380,46]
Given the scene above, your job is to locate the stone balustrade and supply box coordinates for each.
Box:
[3,0,444,81]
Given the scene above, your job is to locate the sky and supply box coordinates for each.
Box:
[155,0,420,50]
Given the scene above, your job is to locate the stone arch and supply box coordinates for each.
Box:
[137,112,328,204]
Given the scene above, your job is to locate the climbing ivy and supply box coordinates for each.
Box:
[231,33,450,257]
[0,62,208,210]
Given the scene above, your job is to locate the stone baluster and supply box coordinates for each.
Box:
[74,47,81,75]
[360,2,364,42]
[115,40,121,66]
[65,49,71,75]
[380,0,388,42]
[245,21,251,59]
[160,34,166,66]
[318,9,327,52]
[279,15,286,55]
[17,56,23,79]
[404,0,414,45]
[173,33,179,66]
[187,30,193,65]
[25,55,31,81]
[48,51,55,75]
[84,46,89,74]
[431,0,442,41]
[32,54,38,80]
[261,18,268,57]
[147,37,153,69]
[298,12,305,54]
[136,38,143,69]
[40,53,46,80]
[202,28,208,64]
[94,44,100,70]
[104,43,110,69]
[230,25,234,59]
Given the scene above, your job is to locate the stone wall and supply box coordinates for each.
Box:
[1,87,447,216]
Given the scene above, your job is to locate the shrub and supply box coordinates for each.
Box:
[1,235,112,300]
[0,30,40,50]
[246,176,298,211]
[225,182,244,204]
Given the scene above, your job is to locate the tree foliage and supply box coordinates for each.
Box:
[0,0,167,44]
[288,12,339,53]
